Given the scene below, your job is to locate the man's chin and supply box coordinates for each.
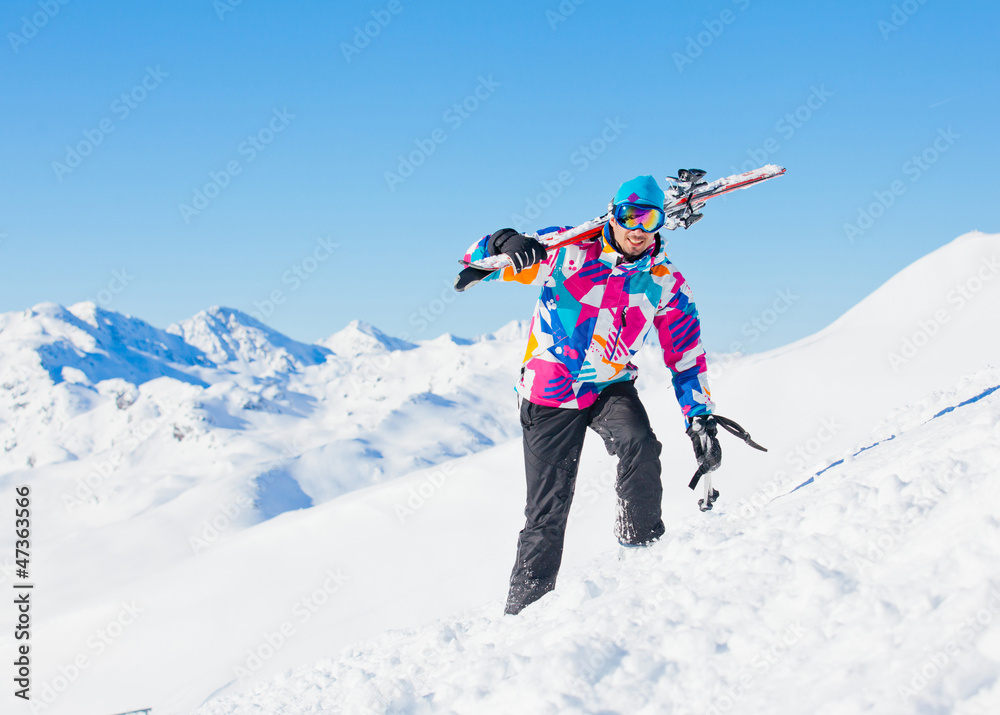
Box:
[622,243,647,259]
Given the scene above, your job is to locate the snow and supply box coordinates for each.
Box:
[1,231,998,714]
[196,369,1000,714]
[168,306,331,373]
[318,319,417,357]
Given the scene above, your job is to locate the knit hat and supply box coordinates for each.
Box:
[612,175,665,209]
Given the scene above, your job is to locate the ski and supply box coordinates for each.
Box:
[661,163,786,230]
[455,164,786,291]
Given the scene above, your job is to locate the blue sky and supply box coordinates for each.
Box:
[1,0,997,353]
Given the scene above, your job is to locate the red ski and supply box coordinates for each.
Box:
[455,164,786,292]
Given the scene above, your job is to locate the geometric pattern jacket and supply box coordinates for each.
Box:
[464,223,714,424]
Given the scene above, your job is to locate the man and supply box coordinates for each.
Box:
[463,175,722,615]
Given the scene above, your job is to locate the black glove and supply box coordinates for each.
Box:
[487,228,546,273]
[687,414,722,474]
[685,414,766,492]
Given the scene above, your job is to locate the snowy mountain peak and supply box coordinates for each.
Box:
[168,305,331,372]
[0,301,211,387]
[481,319,531,343]
[65,300,107,328]
[319,319,416,357]
[422,333,474,347]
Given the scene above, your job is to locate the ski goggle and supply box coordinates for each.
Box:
[613,203,666,233]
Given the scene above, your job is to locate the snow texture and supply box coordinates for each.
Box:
[0,231,998,715]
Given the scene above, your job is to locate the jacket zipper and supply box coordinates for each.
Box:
[610,306,626,358]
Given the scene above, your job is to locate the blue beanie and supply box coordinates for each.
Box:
[613,175,665,209]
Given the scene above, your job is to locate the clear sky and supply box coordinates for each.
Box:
[1,0,997,353]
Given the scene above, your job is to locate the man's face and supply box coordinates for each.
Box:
[610,216,656,260]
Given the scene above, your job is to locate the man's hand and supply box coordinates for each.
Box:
[687,414,722,473]
[487,228,547,274]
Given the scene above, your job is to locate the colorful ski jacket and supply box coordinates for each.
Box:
[464,224,714,423]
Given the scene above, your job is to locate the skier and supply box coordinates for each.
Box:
[461,175,723,615]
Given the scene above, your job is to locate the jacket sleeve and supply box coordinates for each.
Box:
[462,227,566,287]
[652,269,715,425]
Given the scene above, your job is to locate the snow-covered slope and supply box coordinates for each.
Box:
[0,232,997,715]
[646,230,1000,509]
[196,367,1000,715]
[0,305,530,714]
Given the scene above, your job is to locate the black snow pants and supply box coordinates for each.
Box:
[505,380,665,615]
